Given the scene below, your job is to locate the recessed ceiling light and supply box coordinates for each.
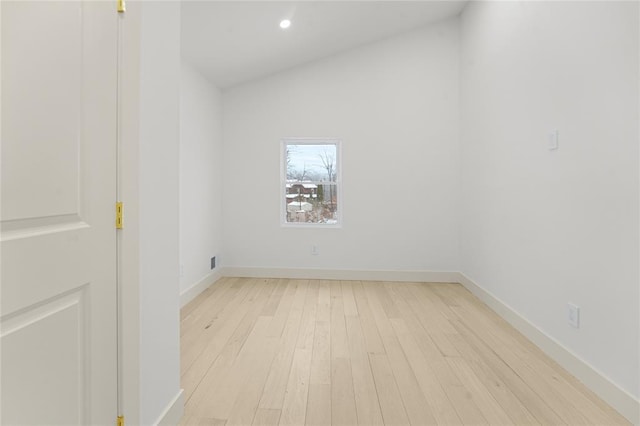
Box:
[280,19,291,29]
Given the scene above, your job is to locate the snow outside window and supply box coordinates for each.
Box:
[282,139,341,227]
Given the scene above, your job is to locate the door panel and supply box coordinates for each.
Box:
[2,1,82,221]
[2,289,89,425]
[1,1,118,424]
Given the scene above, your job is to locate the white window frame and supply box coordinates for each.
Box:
[281,138,342,228]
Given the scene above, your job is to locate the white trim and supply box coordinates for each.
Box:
[154,389,184,426]
[458,273,640,425]
[222,266,458,283]
[119,2,142,422]
[280,138,342,228]
[180,270,223,308]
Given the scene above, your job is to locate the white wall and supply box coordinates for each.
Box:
[222,19,460,274]
[460,0,639,405]
[137,2,182,424]
[179,61,223,297]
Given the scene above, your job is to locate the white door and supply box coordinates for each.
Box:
[1,1,118,424]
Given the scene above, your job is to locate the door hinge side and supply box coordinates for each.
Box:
[117,0,126,13]
[116,202,123,229]
[117,415,124,426]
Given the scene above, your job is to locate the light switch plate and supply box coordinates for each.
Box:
[548,130,559,150]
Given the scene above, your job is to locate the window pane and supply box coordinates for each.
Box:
[285,183,338,224]
[286,144,337,182]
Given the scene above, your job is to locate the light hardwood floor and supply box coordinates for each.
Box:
[179,278,629,426]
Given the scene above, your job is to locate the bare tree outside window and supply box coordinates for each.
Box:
[319,149,336,212]
[282,140,340,225]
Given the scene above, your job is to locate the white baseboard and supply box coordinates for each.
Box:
[458,273,640,425]
[180,270,223,308]
[222,266,459,283]
[154,389,184,426]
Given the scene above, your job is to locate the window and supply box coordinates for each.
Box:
[282,139,341,226]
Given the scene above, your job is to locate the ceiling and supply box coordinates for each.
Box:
[181,1,468,89]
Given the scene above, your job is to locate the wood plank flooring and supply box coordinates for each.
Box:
[180,278,629,426]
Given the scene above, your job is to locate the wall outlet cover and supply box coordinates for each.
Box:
[567,303,580,328]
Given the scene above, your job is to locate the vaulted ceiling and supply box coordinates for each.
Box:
[181,1,468,88]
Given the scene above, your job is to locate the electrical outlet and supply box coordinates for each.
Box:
[567,303,580,328]
[311,245,319,256]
